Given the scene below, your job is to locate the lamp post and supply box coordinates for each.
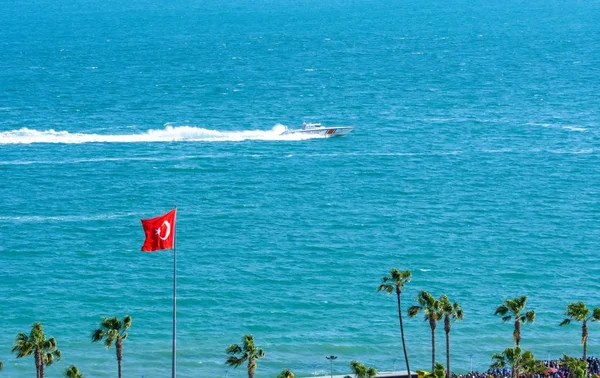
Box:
[468,354,473,372]
[313,364,317,377]
[393,358,399,372]
[326,355,337,378]
[547,350,551,366]
[225,369,229,378]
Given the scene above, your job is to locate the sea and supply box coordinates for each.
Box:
[1,0,599,376]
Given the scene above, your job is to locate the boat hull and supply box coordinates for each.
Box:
[282,126,354,137]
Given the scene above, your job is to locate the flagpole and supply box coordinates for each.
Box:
[172,206,177,378]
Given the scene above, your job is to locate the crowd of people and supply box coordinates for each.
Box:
[450,357,600,378]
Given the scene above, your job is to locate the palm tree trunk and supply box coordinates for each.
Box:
[445,330,450,378]
[40,354,44,378]
[582,321,588,360]
[397,288,411,378]
[248,357,255,378]
[445,319,450,378]
[35,350,41,378]
[514,320,521,347]
[430,317,436,373]
[116,338,123,378]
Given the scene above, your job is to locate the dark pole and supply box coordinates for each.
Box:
[326,355,337,378]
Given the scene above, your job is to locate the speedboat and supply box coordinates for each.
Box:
[281,123,355,137]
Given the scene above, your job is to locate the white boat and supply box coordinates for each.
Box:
[281,123,355,137]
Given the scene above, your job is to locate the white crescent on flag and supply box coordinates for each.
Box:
[159,220,171,240]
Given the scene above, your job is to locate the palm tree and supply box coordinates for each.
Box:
[225,334,265,378]
[408,290,442,372]
[494,295,535,347]
[378,268,412,378]
[91,315,131,378]
[559,302,600,360]
[439,295,463,378]
[490,347,535,378]
[65,365,84,378]
[12,322,61,378]
[521,354,547,378]
[560,354,588,378]
[433,362,446,378]
[349,361,377,378]
[277,368,295,378]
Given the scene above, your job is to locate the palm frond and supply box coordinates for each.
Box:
[14,332,29,344]
[490,354,506,369]
[591,308,600,322]
[523,310,535,323]
[559,319,571,326]
[439,294,450,309]
[505,299,518,314]
[47,337,57,349]
[104,335,114,350]
[12,343,33,357]
[495,304,509,316]
[408,305,421,318]
[454,302,464,321]
[91,329,103,342]
[12,331,35,358]
[100,317,113,330]
[44,352,55,366]
[30,322,44,340]
[226,344,242,355]
[377,283,394,294]
[226,356,245,367]
[417,291,436,308]
[509,347,522,358]
[242,334,255,351]
[501,315,512,323]
[122,315,132,331]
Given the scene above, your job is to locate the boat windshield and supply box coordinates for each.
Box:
[302,123,322,130]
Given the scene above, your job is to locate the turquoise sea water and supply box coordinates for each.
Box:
[1,0,600,376]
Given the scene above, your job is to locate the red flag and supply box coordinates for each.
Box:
[141,208,176,252]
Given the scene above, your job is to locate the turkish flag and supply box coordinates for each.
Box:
[141,208,176,252]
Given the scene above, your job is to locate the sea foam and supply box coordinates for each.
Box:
[0,124,323,144]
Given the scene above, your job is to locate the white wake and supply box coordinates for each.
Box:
[0,124,324,144]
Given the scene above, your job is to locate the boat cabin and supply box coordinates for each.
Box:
[302,123,323,130]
